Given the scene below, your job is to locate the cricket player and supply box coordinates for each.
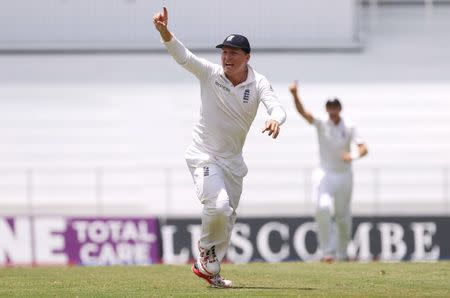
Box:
[153,7,286,287]
[289,81,368,262]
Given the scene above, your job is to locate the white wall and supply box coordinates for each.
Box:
[0,82,449,217]
[0,0,359,50]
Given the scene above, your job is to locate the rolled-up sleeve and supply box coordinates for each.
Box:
[351,125,365,145]
[258,78,286,125]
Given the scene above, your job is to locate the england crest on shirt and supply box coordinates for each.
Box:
[243,89,250,103]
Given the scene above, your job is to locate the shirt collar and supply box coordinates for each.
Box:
[327,117,343,127]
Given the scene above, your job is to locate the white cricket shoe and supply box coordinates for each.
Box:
[196,244,221,276]
[192,244,232,288]
[209,273,233,288]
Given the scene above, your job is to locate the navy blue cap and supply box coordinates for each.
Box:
[216,34,251,53]
[326,97,342,109]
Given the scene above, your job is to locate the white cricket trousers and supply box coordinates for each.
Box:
[188,163,243,261]
[313,168,353,260]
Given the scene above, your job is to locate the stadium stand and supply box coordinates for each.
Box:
[0,4,449,217]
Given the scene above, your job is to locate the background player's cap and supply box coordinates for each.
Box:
[325,97,342,109]
[216,34,251,53]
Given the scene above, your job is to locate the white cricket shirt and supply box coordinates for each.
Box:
[313,117,364,173]
[164,37,286,177]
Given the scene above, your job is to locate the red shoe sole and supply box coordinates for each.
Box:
[321,257,335,264]
[191,264,213,285]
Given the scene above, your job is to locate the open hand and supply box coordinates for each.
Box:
[262,120,280,139]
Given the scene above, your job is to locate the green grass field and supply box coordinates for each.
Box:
[1,262,449,297]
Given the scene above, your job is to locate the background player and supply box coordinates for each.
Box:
[289,81,368,262]
[153,7,286,287]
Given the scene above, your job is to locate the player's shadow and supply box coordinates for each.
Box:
[221,286,315,291]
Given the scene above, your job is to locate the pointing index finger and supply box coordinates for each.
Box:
[163,7,168,19]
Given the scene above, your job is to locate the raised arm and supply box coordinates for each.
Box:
[152,7,215,79]
[288,81,314,124]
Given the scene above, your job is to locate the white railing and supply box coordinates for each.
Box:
[363,0,448,5]
[0,165,449,217]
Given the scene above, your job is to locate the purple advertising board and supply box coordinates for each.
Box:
[0,216,161,266]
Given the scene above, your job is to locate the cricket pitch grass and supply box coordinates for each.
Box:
[1,261,449,297]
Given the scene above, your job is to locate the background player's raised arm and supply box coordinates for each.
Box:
[289,81,314,124]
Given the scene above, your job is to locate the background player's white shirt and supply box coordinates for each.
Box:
[164,37,286,177]
[313,116,364,173]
